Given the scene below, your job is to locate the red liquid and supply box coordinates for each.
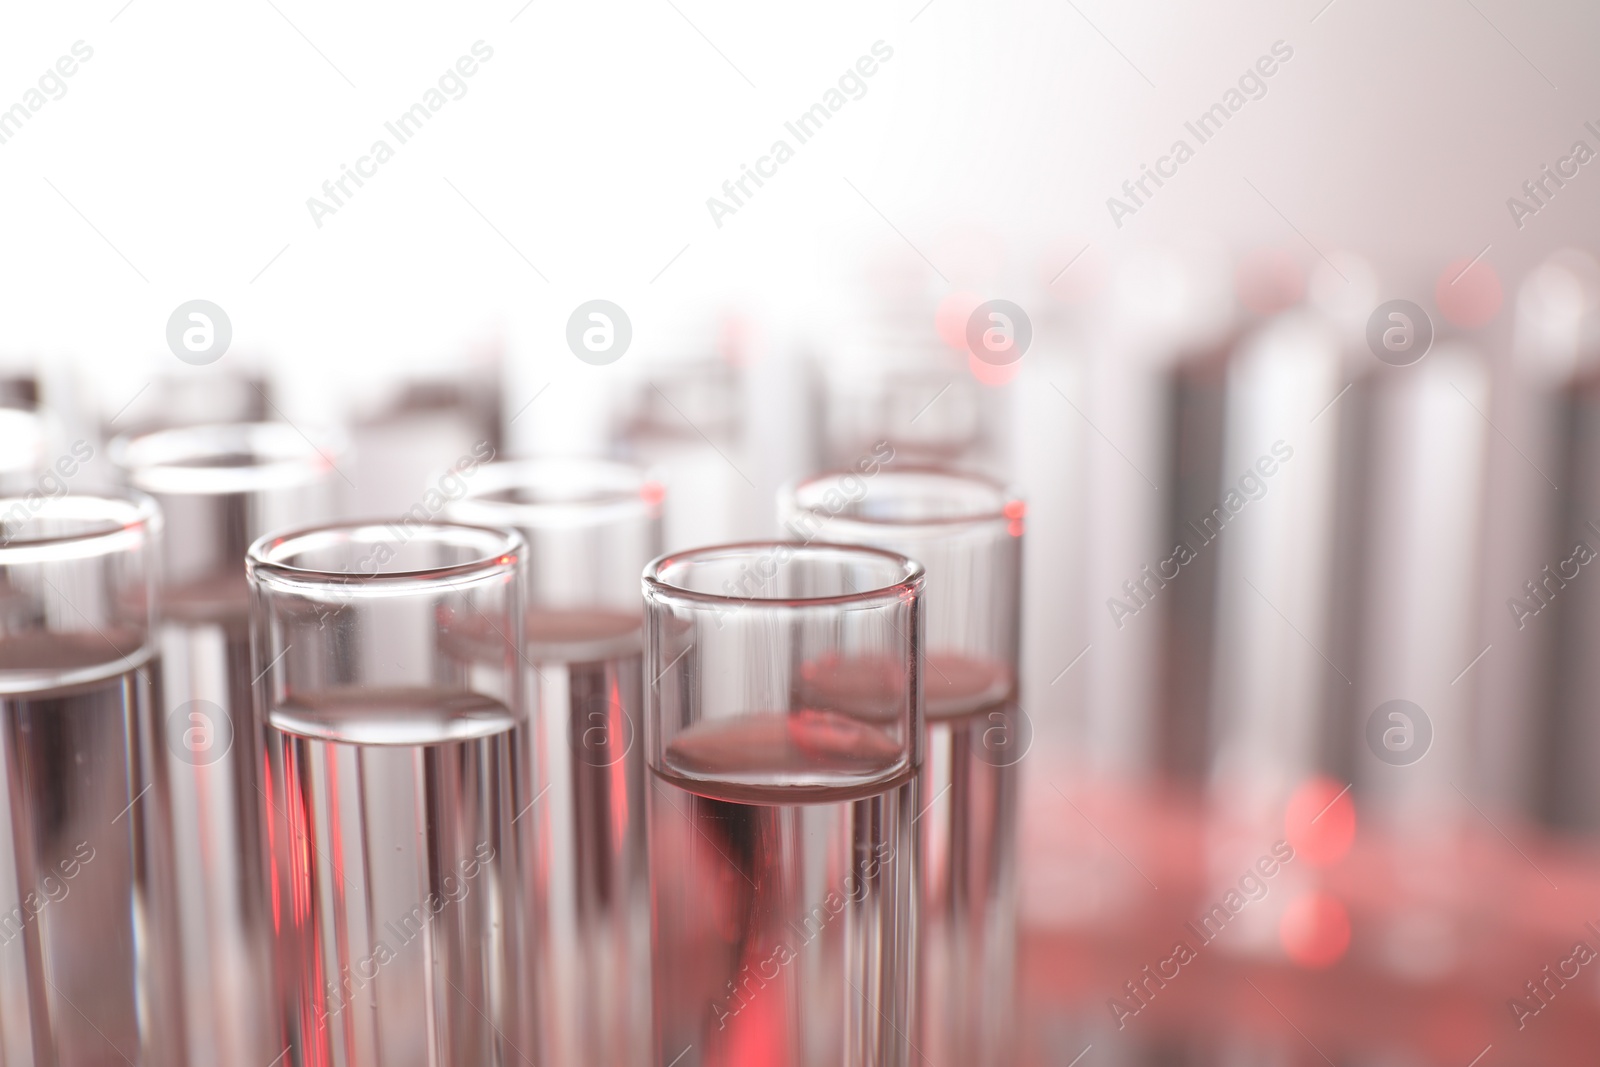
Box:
[526,606,643,662]
[664,711,908,795]
[650,711,917,1067]
[795,649,1014,723]
[924,651,1013,721]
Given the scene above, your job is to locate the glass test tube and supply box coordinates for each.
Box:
[644,542,923,1067]
[445,459,661,1065]
[782,468,1023,1066]
[248,521,533,1067]
[616,356,756,551]
[111,423,343,1067]
[820,330,985,471]
[0,492,188,1065]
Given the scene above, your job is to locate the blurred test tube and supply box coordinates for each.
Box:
[783,467,1024,1066]
[1010,256,1093,781]
[613,317,764,551]
[447,459,661,1066]
[1077,243,1234,784]
[1206,254,1370,815]
[348,373,503,518]
[112,422,345,1067]
[1353,337,1489,829]
[1514,252,1600,831]
[103,369,273,441]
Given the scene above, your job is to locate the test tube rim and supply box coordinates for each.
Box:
[642,539,923,608]
[446,457,660,529]
[785,464,1022,533]
[0,488,162,562]
[109,421,346,496]
[246,519,525,590]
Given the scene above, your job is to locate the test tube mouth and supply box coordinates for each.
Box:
[0,490,161,559]
[644,541,923,607]
[448,458,661,528]
[247,520,524,590]
[786,466,1023,531]
[111,422,345,496]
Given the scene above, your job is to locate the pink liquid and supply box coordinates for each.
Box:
[659,710,909,800]
[650,712,918,1067]
[526,606,644,662]
[924,651,1013,721]
[795,649,1013,722]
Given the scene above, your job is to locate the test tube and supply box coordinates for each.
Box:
[616,355,759,550]
[819,331,986,471]
[1205,311,1345,811]
[1483,252,1600,827]
[348,377,503,520]
[247,520,533,1066]
[111,422,343,1067]
[644,542,923,1067]
[445,459,660,1065]
[0,491,187,1065]
[105,370,274,440]
[1353,341,1489,830]
[782,468,1023,1065]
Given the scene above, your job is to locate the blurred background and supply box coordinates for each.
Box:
[5,0,1600,1062]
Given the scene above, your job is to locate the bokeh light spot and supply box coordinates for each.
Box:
[1435,257,1503,328]
[1235,247,1305,316]
[1285,775,1355,867]
[936,291,984,350]
[1280,892,1351,969]
[967,352,1019,387]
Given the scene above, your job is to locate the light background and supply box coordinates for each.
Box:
[0,0,1595,427]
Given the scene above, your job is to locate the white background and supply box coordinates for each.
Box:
[0,0,1595,425]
